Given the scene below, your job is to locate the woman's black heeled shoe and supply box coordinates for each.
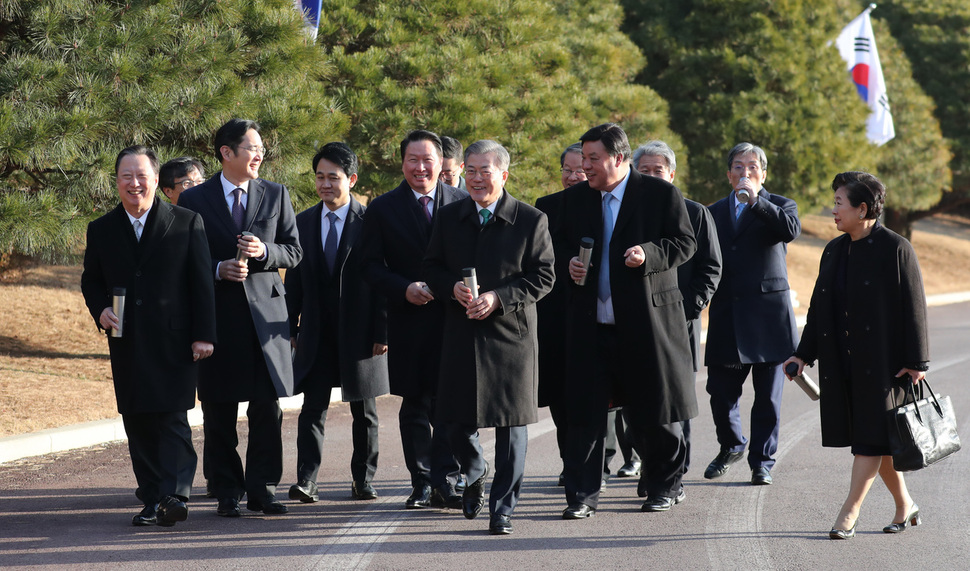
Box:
[829,520,857,540]
[883,504,920,533]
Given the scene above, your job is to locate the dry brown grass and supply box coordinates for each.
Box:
[2,213,969,437]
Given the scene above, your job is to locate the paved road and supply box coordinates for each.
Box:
[2,302,969,569]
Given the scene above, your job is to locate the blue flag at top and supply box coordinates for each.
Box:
[299,0,323,39]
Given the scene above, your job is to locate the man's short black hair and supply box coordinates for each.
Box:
[115,145,159,176]
[312,142,359,177]
[440,136,463,162]
[399,129,443,162]
[579,123,631,162]
[213,118,260,163]
[159,157,205,189]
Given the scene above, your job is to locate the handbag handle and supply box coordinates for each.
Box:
[892,377,945,428]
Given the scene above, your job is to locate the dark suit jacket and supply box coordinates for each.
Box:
[705,189,800,366]
[178,173,302,402]
[81,198,216,414]
[423,191,555,427]
[360,180,467,399]
[556,169,698,424]
[679,199,722,371]
[794,223,929,448]
[286,197,390,402]
[534,190,569,407]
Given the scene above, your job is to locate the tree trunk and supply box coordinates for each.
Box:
[883,208,914,242]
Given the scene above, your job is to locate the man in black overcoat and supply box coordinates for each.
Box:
[81,146,216,527]
[360,130,467,509]
[285,142,390,503]
[632,140,723,480]
[703,142,800,487]
[558,124,697,518]
[178,119,303,517]
[423,139,555,535]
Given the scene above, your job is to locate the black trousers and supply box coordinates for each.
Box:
[124,411,197,505]
[616,408,642,466]
[202,398,283,502]
[564,325,689,508]
[296,394,379,484]
[448,424,527,517]
[399,392,461,488]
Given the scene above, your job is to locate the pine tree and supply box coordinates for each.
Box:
[621,0,873,206]
[315,0,682,204]
[0,0,346,264]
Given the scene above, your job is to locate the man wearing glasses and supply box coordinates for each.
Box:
[159,157,206,205]
[178,118,303,518]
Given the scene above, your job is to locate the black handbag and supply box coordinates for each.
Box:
[888,378,961,472]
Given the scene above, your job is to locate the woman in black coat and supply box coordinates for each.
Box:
[784,172,929,540]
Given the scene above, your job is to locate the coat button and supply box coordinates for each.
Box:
[731,246,737,251]
[135,299,143,306]
[135,271,142,277]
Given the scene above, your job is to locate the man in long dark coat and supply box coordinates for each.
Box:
[360,130,466,509]
[558,123,697,518]
[81,145,216,527]
[423,139,555,535]
[178,118,303,517]
[285,142,389,503]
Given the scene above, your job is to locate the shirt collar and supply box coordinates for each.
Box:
[322,200,352,221]
[221,173,250,196]
[475,190,503,216]
[412,187,436,203]
[124,202,152,226]
[601,168,631,203]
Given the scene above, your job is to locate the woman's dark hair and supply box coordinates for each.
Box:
[831,171,885,220]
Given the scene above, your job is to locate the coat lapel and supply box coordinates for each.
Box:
[243,179,265,232]
[335,197,364,271]
[199,175,239,237]
[136,198,175,265]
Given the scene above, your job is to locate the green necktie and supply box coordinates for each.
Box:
[480,209,492,226]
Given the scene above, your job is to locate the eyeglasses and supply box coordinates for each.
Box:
[174,179,204,189]
[239,145,266,155]
[561,168,586,177]
[465,169,495,179]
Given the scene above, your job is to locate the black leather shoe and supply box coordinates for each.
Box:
[751,467,773,486]
[617,461,641,478]
[205,480,215,499]
[352,481,378,501]
[562,503,595,519]
[247,495,289,514]
[557,471,565,487]
[216,497,241,518]
[883,504,920,533]
[462,463,488,520]
[704,450,744,479]
[489,514,513,535]
[156,495,188,527]
[641,487,686,512]
[132,504,157,526]
[455,475,466,493]
[289,480,319,503]
[405,485,432,509]
[430,484,462,509]
[829,521,857,539]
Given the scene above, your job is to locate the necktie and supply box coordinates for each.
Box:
[418,195,432,223]
[599,193,615,302]
[324,211,339,273]
[736,202,747,220]
[133,220,143,242]
[232,188,245,231]
[480,209,492,227]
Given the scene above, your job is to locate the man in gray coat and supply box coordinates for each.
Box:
[423,140,555,535]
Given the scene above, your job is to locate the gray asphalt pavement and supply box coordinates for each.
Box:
[1,302,969,569]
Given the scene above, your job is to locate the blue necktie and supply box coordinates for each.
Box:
[599,193,615,302]
[324,211,339,273]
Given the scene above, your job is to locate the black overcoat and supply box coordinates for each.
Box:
[556,169,698,424]
[794,224,930,448]
[705,189,801,365]
[178,173,303,402]
[81,198,217,414]
[678,199,723,371]
[422,192,555,427]
[360,180,467,399]
[286,198,389,401]
[534,190,569,407]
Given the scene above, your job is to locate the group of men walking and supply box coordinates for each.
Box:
[81,117,800,535]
